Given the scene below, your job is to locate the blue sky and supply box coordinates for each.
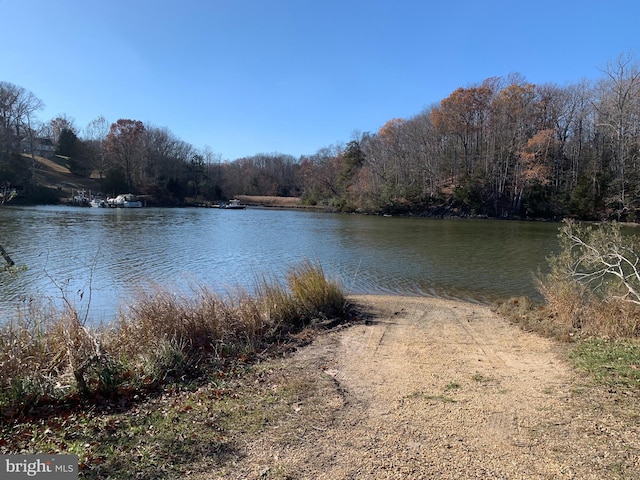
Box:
[2,0,639,160]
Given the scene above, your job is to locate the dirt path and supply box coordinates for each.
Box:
[198,295,640,479]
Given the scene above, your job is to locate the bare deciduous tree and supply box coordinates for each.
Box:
[594,53,640,213]
[552,219,640,305]
[105,119,146,189]
[84,115,110,178]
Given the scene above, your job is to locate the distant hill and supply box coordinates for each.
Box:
[23,153,103,201]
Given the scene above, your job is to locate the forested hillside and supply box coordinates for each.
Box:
[2,53,640,219]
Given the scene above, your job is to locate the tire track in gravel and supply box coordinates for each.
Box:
[292,295,581,478]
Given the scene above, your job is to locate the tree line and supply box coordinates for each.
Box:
[0,81,302,205]
[2,52,640,218]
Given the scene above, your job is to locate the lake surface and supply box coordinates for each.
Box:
[0,206,561,323]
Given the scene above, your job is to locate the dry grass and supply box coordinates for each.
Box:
[286,260,346,321]
[235,195,302,207]
[535,270,640,341]
[500,275,640,342]
[0,261,349,420]
[585,299,640,338]
[115,287,265,359]
[496,296,573,341]
[0,299,101,412]
[501,220,640,342]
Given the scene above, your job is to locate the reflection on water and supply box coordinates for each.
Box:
[0,206,560,323]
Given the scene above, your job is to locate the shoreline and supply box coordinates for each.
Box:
[186,293,639,479]
[3,294,639,478]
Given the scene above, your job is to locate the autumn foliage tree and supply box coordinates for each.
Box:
[2,52,640,217]
[106,119,146,190]
[513,129,555,213]
[431,80,495,175]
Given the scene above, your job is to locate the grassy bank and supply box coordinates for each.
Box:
[1,339,340,478]
[499,296,640,395]
[1,260,352,477]
[234,195,326,210]
[0,260,349,421]
[498,221,640,396]
[235,195,303,208]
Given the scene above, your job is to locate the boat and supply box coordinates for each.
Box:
[221,199,246,209]
[107,193,143,208]
[72,189,90,206]
[90,195,108,208]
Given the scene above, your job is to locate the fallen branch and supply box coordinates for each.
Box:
[0,243,14,267]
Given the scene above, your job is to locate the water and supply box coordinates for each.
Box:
[0,206,561,323]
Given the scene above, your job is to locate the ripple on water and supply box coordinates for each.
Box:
[0,207,559,323]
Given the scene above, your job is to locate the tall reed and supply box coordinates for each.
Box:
[0,261,349,418]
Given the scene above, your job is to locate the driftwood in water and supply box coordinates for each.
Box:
[0,244,14,266]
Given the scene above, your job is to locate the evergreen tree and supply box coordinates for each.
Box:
[55,128,78,158]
